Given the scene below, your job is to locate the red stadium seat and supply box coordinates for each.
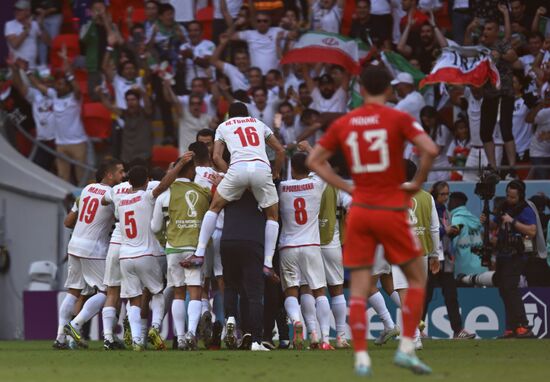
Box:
[76,79,91,103]
[50,34,80,69]
[152,145,180,170]
[120,7,147,38]
[81,102,112,140]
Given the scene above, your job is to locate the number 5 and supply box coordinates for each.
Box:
[345,129,389,173]
[124,211,137,239]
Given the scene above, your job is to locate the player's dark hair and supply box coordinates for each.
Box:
[174,154,196,178]
[291,152,309,176]
[128,166,149,188]
[228,102,249,118]
[96,158,123,182]
[360,65,392,96]
[404,159,417,182]
[150,167,165,181]
[196,128,215,140]
[188,141,210,164]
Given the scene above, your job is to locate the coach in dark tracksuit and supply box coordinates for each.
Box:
[221,190,266,348]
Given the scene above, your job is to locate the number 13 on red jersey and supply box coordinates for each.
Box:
[345,129,389,173]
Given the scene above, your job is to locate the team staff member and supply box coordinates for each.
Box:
[221,190,273,351]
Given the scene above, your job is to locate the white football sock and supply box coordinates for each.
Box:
[398,337,415,354]
[102,306,117,341]
[187,300,202,335]
[151,294,165,329]
[71,293,106,329]
[369,291,395,330]
[330,294,347,337]
[315,296,331,343]
[128,306,142,344]
[284,296,301,323]
[57,293,77,342]
[201,298,210,315]
[196,211,219,257]
[264,220,279,268]
[390,291,402,307]
[300,294,318,336]
[172,299,186,340]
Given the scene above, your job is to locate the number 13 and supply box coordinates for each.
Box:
[345,129,389,173]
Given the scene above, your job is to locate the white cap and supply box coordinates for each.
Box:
[391,72,414,86]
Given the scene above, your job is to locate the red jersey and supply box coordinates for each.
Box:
[318,103,426,209]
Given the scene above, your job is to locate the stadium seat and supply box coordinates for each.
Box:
[119,7,147,38]
[81,102,113,140]
[152,145,180,170]
[50,34,80,69]
[27,261,57,291]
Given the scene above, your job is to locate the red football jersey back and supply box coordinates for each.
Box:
[318,103,425,209]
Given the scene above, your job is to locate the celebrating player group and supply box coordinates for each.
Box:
[55,64,438,377]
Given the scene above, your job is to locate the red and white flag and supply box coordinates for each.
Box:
[280,32,362,74]
[419,46,500,89]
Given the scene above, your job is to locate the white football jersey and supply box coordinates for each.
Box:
[68,183,114,259]
[116,189,159,259]
[278,176,327,249]
[105,181,132,244]
[194,166,225,229]
[215,117,273,166]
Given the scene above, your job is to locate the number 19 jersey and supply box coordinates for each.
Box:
[318,103,426,209]
[215,117,273,166]
[278,175,327,249]
[68,183,114,259]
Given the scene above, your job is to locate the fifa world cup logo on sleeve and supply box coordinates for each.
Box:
[185,190,199,218]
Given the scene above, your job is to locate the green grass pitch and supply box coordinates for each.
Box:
[1,340,549,382]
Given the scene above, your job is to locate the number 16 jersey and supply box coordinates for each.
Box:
[318,103,426,209]
[215,117,273,167]
[278,175,327,249]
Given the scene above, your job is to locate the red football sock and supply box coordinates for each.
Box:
[349,296,367,352]
[402,287,425,338]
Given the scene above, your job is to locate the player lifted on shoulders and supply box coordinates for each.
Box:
[183,103,285,278]
[307,65,438,376]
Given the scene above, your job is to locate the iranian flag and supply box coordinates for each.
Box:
[280,32,363,74]
[381,51,425,86]
[419,46,500,89]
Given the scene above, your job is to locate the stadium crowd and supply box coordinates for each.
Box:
[1,0,550,370]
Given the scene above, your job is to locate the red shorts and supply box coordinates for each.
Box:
[343,206,422,268]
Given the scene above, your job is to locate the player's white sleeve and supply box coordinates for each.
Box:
[103,188,114,205]
[262,121,274,139]
[151,192,167,233]
[429,196,443,260]
[338,190,353,211]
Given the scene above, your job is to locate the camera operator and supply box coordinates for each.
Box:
[480,180,536,338]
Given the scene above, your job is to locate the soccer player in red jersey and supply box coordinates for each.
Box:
[307,65,438,376]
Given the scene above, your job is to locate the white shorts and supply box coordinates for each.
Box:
[320,246,344,286]
[64,255,106,292]
[156,255,167,278]
[120,256,164,298]
[216,162,278,208]
[103,243,121,287]
[167,251,203,288]
[204,229,223,278]
[372,245,391,276]
[280,246,326,291]
[391,257,428,290]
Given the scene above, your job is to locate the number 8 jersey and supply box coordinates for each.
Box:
[215,117,273,167]
[278,175,327,249]
[68,183,114,259]
[318,103,426,209]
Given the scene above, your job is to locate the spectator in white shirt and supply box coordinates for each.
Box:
[170,0,195,26]
[179,21,216,90]
[310,0,344,34]
[179,77,219,119]
[232,12,286,75]
[278,102,303,150]
[525,91,550,180]
[248,86,281,127]
[4,0,50,70]
[302,68,349,113]
[392,72,425,121]
[102,53,145,110]
[212,0,243,44]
